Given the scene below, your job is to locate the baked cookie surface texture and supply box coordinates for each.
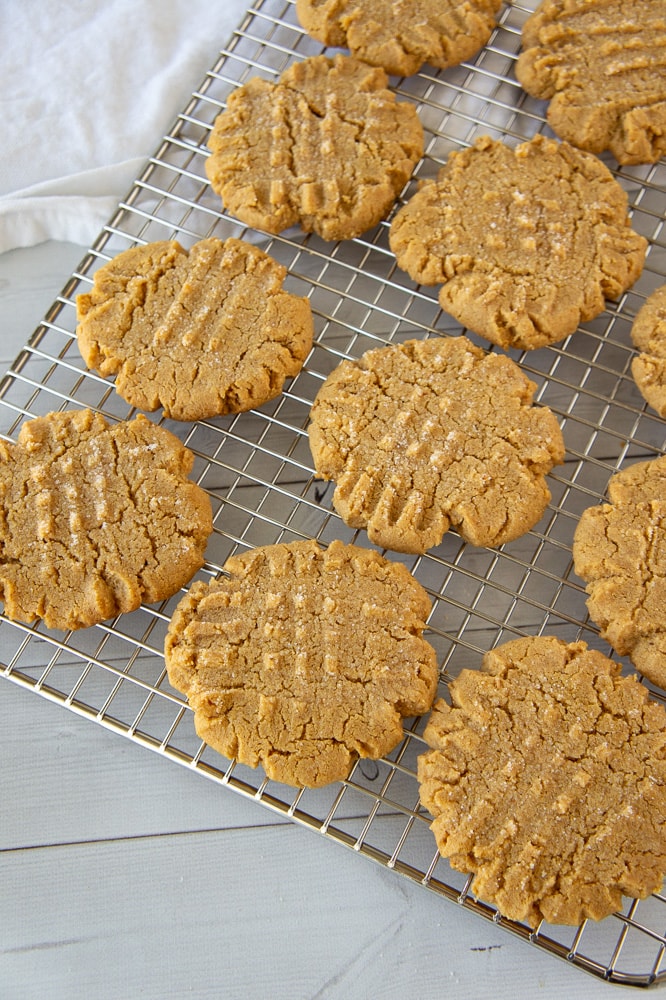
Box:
[389,134,647,351]
[630,284,666,416]
[308,336,565,554]
[418,636,666,926]
[516,0,666,166]
[295,0,502,77]
[164,539,438,788]
[205,54,424,241]
[0,409,213,631]
[76,238,313,421]
[573,455,666,690]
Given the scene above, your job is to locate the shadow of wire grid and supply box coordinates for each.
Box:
[1,0,666,986]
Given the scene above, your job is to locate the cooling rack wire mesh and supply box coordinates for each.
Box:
[2,0,666,987]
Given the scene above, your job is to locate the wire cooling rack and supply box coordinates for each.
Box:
[2,0,666,987]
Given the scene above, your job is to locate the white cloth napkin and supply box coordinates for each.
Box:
[0,0,251,254]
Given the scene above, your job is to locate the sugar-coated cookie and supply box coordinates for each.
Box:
[308,336,564,553]
[516,0,666,166]
[205,54,423,241]
[631,284,666,416]
[573,455,666,689]
[389,135,647,350]
[164,539,438,788]
[76,238,313,421]
[0,409,213,630]
[296,0,502,77]
[418,636,666,926]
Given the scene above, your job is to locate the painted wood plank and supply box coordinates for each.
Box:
[2,819,599,1000]
[0,680,280,850]
[0,242,85,366]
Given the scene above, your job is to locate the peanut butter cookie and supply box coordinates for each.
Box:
[205,54,423,241]
[631,284,666,416]
[573,455,666,690]
[0,409,213,631]
[389,134,647,351]
[164,539,438,788]
[76,238,313,421]
[516,0,666,166]
[295,0,502,78]
[418,636,666,926]
[308,336,565,554]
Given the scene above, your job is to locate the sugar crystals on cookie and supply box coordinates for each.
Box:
[0,409,213,630]
[295,0,502,78]
[573,454,666,690]
[418,636,666,926]
[164,539,438,788]
[76,237,313,421]
[630,284,666,417]
[389,134,647,351]
[516,0,666,166]
[308,336,564,554]
[205,54,423,241]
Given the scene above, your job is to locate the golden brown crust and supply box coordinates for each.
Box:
[164,539,438,788]
[76,238,313,421]
[308,336,564,553]
[0,409,213,630]
[389,135,647,351]
[516,0,666,166]
[573,455,666,689]
[418,636,666,926]
[295,0,502,77]
[205,54,423,241]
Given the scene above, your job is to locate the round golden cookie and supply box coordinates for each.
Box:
[205,54,424,241]
[308,336,565,554]
[418,636,666,926]
[164,538,438,788]
[75,238,313,422]
[631,285,666,417]
[389,134,647,351]
[295,0,502,78]
[516,0,666,166]
[0,409,213,631]
[573,455,666,690]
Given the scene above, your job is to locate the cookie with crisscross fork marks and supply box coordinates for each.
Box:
[308,336,565,554]
[389,134,647,351]
[295,0,502,77]
[0,409,212,630]
[76,237,313,421]
[164,538,438,788]
[573,454,666,690]
[516,0,666,165]
[418,636,666,926]
[205,54,423,241]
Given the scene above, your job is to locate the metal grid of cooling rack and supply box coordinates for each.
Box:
[2,0,666,987]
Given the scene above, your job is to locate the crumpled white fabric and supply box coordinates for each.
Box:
[0,0,251,254]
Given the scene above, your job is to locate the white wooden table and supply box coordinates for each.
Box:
[0,242,645,1000]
